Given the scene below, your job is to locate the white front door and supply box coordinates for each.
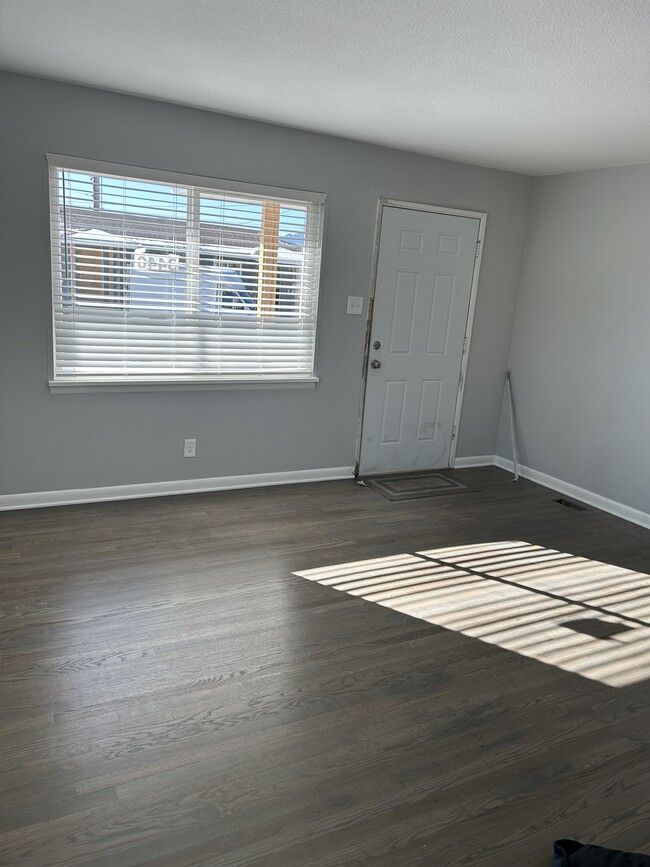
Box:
[359,205,481,475]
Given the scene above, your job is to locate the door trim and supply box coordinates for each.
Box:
[355,198,487,475]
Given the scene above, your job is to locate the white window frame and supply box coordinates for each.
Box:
[47,155,327,392]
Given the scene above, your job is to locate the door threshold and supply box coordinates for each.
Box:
[357,467,453,480]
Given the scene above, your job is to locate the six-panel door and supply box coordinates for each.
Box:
[359,206,480,475]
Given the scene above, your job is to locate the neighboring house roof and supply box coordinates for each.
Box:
[64,207,304,250]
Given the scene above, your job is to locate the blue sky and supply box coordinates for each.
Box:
[61,171,306,236]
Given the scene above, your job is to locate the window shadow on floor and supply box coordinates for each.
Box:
[295,541,650,687]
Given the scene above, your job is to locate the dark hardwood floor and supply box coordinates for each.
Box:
[0,467,649,866]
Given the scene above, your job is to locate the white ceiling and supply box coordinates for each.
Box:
[1,0,649,175]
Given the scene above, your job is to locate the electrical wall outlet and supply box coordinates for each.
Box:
[347,296,364,315]
[183,438,197,458]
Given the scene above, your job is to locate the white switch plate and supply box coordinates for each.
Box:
[347,296,364,315]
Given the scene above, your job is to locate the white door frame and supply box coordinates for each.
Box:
[355,198,487,475]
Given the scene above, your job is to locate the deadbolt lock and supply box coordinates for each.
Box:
[373,340,381,350]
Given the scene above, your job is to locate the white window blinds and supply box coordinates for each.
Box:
[48,156,326,386]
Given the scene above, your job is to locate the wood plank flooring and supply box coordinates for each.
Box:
[0,467,649,866]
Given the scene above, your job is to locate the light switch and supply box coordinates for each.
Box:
[347,296,364,315]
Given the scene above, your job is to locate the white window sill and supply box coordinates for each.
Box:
[48,376,319,394]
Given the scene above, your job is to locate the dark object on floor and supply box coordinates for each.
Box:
[553,839,650,865]
[361,471,472,501]
[555,497,588,511]
[560,618,634,639]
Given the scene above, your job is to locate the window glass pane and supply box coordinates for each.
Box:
[50,160,324,382]
[57,171,188,310]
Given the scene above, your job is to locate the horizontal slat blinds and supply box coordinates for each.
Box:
[48,158,326,384]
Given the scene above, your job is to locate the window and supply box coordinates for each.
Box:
[48,156,326,388]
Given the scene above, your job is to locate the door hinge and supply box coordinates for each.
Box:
[458,369,464,389]
[451,425,457,438]
[475,240,481,259]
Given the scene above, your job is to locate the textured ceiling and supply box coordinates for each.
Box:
[1,0,649,175]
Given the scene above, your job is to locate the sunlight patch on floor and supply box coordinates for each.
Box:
[295,542,650,687]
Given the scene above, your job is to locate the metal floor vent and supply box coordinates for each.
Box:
[555,498,588,512]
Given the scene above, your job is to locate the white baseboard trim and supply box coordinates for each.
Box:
[4,458,648,531]
[494,456,650,531]
[453,455,496,468]
[0,466,356,512]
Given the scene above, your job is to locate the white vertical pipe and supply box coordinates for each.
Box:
[506,370,519,482]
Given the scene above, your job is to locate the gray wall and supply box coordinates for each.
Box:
[497,163,650,513]
[0,72,532,495]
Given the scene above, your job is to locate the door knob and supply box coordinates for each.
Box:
[370,359,382,369]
